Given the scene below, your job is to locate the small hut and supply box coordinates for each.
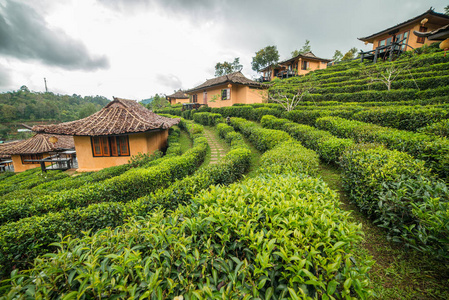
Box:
[0,134,74,172]
[166,90,189,105]
[32,97,180,172]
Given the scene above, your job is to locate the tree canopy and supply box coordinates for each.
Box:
[342,47,359,61]
[291,40,312,57]
[332,50,343,62]
[214,58,243,77]
[0,89,110,141]
[251,45,280,72]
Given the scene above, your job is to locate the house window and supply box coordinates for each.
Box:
[221,88,230,100]
[92,135,130,157]
[21,153,43,164]
[192,94,198,103]
[417,26,427,44]
[301,61,310,70]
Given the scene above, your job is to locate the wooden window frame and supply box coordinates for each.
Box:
[221,88,230,100]
[192,94,198,103]
[91,135,130,157]
[417,26,427,44]
[21,153,43,164]
[301,60,310,70]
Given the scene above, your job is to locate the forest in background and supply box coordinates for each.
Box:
[0,87,110,141]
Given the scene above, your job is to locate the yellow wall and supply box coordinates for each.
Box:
[263,58,328,79]
[74,130,169,172]
[174,98,189,104]
[187,84,267,108]
[11,153,50,173]
[370,22,441,50]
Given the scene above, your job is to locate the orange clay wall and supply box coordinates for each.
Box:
[174,98,189,104]
[11,153,50,173]
[189,84,266,108]
[371,22,442,50]
[74,129,169,172]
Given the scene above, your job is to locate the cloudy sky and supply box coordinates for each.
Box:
[0,0,446,100]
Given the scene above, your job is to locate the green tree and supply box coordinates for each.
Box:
[251,45,280,72]
[78,103,98,119]
[445,5,449,15]
[332,50,343,62]
[147,94,169,110]
[215,58,243,77]
[291,40,312,57]
[342,47,359,60]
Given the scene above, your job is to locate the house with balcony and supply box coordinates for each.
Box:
[185,71,268,108]
[359,8,449,62]
[259,52,331,82]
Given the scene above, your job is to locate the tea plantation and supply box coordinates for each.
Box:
[1,47,449,299]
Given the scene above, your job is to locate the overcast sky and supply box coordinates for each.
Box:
[0,0,446,100]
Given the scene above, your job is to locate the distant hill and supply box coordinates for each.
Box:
[0,90,110,141]
[139,98,154,105]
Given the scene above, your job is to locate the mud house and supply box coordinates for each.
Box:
[185,71,268,108]
[260,52,331,82]
[166,90,189,105]
[32,97,179,172]
[0,134,74,173]
[359,8,449,52]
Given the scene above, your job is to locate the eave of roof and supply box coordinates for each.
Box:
[32,97,180,136]
[359,9,449,42]
[0,134,74,155]
[278,52,332,65]
[413,24,449,40]
[185,71,263,93]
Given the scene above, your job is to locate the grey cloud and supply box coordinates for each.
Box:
[155,73,182,90]
[0,1,109,71]
[98,0,445,63]
[0,64,11,88]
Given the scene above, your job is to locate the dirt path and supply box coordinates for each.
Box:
[203,127,228,165]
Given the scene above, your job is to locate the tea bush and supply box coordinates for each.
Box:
[1,174,372,299]
[418,119,449,138]
[316,116,449,179]
[192,112,224,126]
[0,135,251,275]
[229,117,292,152]
[261,115,354,164]
[0,127,207,226]
[340,146,449,259]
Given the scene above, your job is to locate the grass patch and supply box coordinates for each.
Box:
[179,130,192,154]
[318,162,449,300]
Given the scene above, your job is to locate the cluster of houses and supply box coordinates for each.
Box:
[1,8,448,174]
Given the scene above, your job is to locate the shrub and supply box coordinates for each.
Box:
[192,112,224,126]
[258,140,319,175]
[316,116,449,179]
[1,174,372,299]
[418,119,449,137]
[0,136,251,275]
[230,117,292,152]
[340,146,449,258]
[0,128,208,226]
[261,115,355,164]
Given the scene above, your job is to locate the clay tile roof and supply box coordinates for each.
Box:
[186,71,263,93]
[359,8,449,42]
[167,90,189,99]
[0,134,74,155]
[32,97,180,136]
[279,51,332,65]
